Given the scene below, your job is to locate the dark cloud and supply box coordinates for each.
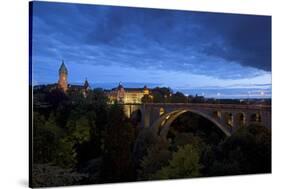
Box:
[78,5,271,72]
[199,13,271,71]
[32,1,271,81]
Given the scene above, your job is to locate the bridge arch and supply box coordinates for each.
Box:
[224,112,234,127]
[213,110,222,119]
[235,112,246,127]
[250,112,262,123]
[151,108,231,137]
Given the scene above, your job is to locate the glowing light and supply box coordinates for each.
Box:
[159,107,165,116]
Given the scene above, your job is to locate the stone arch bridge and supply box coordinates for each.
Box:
[122,103,271,137]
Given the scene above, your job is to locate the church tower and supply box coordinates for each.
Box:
[58,60,68,92]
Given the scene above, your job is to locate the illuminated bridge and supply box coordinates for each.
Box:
[122,103,271,136]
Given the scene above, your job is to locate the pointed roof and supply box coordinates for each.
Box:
[118,82,124,90]
[59,60,68,74]
[84,78,89,88]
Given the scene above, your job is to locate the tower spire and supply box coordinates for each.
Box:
[59,60,68,74]
[84,77,89,89]
[58,60,68,92]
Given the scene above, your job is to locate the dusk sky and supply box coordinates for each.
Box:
[31,1,271,99]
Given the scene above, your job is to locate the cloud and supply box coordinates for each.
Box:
[199,13,271,71]
[31,1,271,84]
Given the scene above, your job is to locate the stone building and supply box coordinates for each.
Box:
[58,61,68,92]
[57,61,90,96]
[106,83,150,104]
[35,60,150,102]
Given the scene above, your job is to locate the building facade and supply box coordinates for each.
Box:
[35,61,150,103]
[58,61,68,92]
[106,83,150,104]
[57,61,90,96]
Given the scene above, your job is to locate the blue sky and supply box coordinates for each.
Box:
[31,1,271,99]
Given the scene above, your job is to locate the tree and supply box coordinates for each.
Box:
[45,89,68,109]
[33,112,63,164]
[71,116,92,144]
[31,164,87,188]
[87,89,109,132]
[150,87,172,103]
[55,137,76,168]
[170,92,188,103]
[141,94,153,103]
[207,124,271,176]
[32,86,112,185]
[133,129,159,167]
[56,116,93,168]
[171,132,205,153]
[151,144,201,179]
[138,137,172,180]
[101,104,135,182]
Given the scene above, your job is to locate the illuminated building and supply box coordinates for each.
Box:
[106,83,151,104]
[57,61,90,95]
[34,61,150,102]
[58,60,68,92]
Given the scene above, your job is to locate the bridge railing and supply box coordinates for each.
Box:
[140,103,271,111]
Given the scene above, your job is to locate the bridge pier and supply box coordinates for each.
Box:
[122,103,270,137]
[141,104,151,128]
[260,111,271,129]
[232,112,240,132]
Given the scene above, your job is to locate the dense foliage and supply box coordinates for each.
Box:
[32,87,137,186]
[202,124,271,176]
[151,144,201,179]
[137,112,271,180]
[32,86,271,187]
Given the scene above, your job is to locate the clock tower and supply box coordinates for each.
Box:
[58,60,68,92]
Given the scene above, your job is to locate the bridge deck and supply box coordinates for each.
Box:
[121,103,271,111]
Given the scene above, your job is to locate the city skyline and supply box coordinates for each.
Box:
[31,1,271,99]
